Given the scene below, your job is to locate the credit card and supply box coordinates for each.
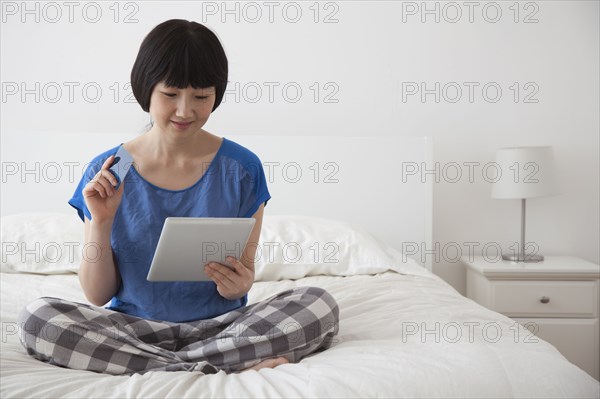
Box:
[108,144,134,190]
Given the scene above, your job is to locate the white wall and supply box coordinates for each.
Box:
[2,1,598,293]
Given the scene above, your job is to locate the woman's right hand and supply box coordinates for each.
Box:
[83,155,125,223]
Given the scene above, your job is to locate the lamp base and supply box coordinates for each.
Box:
[501,254,544,263]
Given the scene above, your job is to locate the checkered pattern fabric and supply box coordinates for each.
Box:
[18,287,339,375]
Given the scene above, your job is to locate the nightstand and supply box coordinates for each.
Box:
[463,256,600,381]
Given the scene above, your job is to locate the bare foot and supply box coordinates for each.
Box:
[243,357,289,372]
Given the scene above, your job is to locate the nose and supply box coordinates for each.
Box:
[175,97,194,119]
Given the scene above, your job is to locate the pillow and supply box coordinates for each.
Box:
[1,213,429,280]
[1,212,83,274]
[253,215,428,281]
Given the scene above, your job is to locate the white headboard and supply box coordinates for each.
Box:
[1,133,432,270]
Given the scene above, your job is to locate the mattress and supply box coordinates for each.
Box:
[1,213,599,398]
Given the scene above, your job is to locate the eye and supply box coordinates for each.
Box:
[195,96,209,100]
[161,92,176,97]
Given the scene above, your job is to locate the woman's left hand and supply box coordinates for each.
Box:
[204,256,254,300]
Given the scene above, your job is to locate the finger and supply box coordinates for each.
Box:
[205,265,236,289]
[234,255,255,272]
[84,174,114,199]
[82,180,98,197]
[99,169,119,187]
[93,182,108,198]
[93,172,116,196]
[101,155,115,170]
[230,256,254,276]
[93,156,118,187]
[232,263,254,284]
[209,262,238,282]
[225,258,254,289]
[83,179,106,198]
[204,260,237,280]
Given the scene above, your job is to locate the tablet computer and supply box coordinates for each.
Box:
[147,217,256,282]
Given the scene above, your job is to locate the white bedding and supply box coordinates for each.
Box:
[2,269,599,398]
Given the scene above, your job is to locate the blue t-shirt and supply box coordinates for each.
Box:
[68,137,271,322]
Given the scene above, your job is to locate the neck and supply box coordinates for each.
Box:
[143,126,208,166]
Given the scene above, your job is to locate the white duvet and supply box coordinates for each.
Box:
[1,269,598,398]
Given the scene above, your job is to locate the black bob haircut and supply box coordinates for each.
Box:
[131,19,228,113]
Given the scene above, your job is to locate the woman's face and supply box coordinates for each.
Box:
[148,81,216,136]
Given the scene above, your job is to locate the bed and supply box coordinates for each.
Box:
[1,136,599,398]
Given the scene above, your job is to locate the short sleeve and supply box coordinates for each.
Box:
[238,155,271,218]
[68,144,125,222]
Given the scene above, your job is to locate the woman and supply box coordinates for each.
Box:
[18,19,339,375]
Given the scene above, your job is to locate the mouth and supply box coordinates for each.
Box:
[171,120,193,129]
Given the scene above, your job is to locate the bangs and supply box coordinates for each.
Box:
[161,38,226,90]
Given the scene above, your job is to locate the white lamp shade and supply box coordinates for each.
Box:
[491,146,559,199]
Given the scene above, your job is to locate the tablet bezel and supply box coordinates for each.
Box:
[146,217,256,282]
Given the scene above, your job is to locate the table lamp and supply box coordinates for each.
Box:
[491,146,559,262]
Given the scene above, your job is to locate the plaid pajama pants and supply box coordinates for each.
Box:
[18,286,339,375]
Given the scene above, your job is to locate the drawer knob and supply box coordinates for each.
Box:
[540,296,550,304]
